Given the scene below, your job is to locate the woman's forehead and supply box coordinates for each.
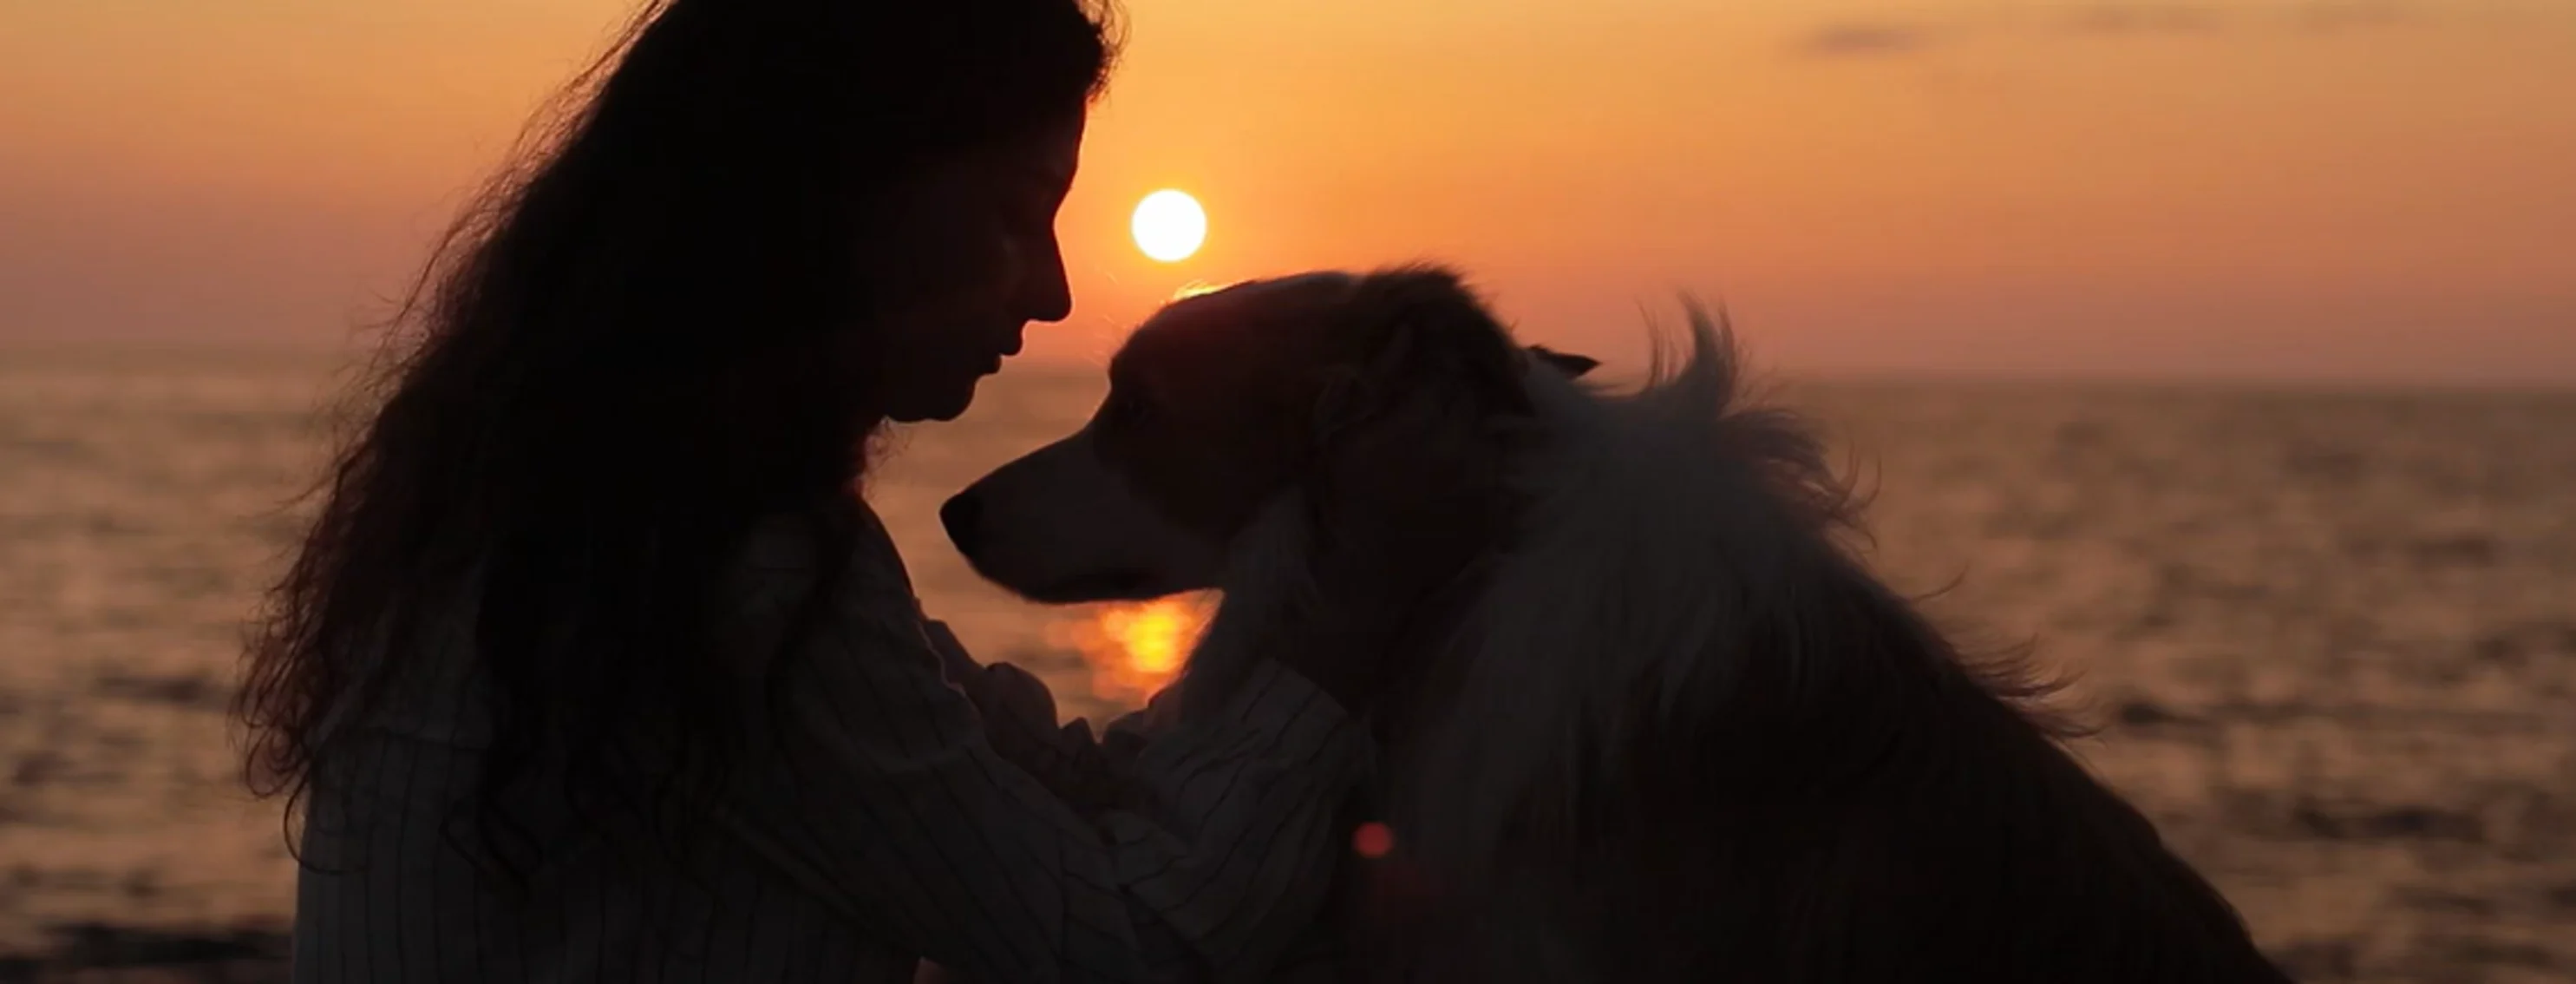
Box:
[892,121,1082,203]
[982,109,1086,179]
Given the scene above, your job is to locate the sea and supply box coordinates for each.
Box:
[2,348,2571,982]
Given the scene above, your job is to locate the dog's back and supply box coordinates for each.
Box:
[1580,639,2288,983]
[1355,633,2289,983]
[1355,625,2290,983]
[1347,301,2288,983]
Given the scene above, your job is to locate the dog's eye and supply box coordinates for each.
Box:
[1102,392,1151,426]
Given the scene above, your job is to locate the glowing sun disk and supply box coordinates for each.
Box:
[1132,189,1207,263]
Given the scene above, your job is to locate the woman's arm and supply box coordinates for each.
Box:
[927,624,1363,984]
[736,360,1498,982]
[716,525,1370,984]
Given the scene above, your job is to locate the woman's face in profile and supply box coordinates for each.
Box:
[865,110,1087,423]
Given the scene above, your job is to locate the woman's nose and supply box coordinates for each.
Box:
[1020,239,1073,324]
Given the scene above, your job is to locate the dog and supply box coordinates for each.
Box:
[942,266,2292,983]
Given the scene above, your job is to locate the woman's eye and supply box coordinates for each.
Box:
[1010,191,1059,230]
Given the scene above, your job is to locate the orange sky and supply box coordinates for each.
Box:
[2,1,2570,383]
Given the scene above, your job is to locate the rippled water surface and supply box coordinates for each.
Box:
[3,351,2571,981]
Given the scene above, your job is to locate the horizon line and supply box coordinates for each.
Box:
[5,337,2571,396]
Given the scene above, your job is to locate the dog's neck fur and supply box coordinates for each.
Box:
[1166,495,1327,727]
[1169,308,1876,848]
[1394,311,1872,869]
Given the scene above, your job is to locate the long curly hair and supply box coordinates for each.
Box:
[236,0,1118,884]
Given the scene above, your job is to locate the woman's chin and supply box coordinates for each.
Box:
[885,378,983,423]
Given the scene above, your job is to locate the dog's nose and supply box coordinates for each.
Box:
[939,492,983,553]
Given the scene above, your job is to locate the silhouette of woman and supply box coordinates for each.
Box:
[233,1,1489,979]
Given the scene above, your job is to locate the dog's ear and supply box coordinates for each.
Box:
[1314,266,1529,442]
[1527,345,1600,379]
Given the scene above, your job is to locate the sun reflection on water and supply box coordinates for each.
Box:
[1046,594,1215,705]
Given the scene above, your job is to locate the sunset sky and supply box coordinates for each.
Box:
[2,1,2569,383]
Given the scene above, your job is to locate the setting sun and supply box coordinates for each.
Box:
[1130,189,1207,263]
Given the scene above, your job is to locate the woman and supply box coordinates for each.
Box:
[234,1,1498,981]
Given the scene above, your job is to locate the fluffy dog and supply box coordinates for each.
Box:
[943,267,2291,983]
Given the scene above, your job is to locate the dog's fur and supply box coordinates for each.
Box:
[945,266,2291,983]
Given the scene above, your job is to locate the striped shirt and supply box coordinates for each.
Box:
[289,504,1375,983]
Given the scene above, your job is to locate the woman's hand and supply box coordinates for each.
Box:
[932,622,1056,730]
[926,620,1125,811]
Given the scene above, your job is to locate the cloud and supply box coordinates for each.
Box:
[2054,2,2415,38]
[2289,1,2411,34]
[1791,23,1938,59]
[2061,5,2226,37]
[1791,3,2411,64]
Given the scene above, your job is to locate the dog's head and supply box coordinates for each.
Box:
[944,266,1598,604]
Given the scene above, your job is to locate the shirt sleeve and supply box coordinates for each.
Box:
[932,643,1363,984]
[925,619,1136,817]
[711,514,1374,984]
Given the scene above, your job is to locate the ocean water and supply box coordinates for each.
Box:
[2,349,2572,981]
